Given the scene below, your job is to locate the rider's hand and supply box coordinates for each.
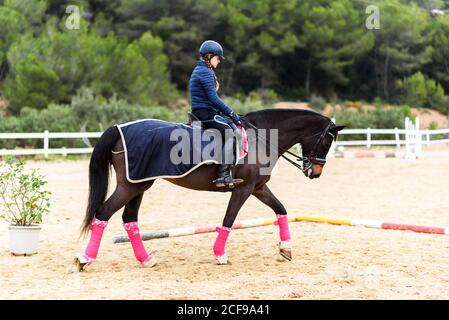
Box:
[229,112,242,126]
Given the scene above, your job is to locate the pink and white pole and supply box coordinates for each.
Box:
[113,214,449,244]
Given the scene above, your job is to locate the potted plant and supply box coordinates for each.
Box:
[0,157,51,255]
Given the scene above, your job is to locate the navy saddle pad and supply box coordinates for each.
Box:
[116,119,240,183]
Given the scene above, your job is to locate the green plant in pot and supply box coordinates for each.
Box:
[0,157,51,255]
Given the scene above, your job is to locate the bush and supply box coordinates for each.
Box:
[223,95,266,115]
[330,105,412,140]
[248,88,278,106]
[2,25,175,114]
[0,88,187,149]
[397,72,446,109]
[0,157,51,226]
[309,94,327,111]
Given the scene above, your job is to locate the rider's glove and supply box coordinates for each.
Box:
[229,112,242,126]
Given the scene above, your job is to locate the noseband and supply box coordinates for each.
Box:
[299,121,334,169]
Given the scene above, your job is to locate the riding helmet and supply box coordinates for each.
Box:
[199,40,225,60]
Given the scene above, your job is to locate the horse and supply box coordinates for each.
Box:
[74,108,345,271]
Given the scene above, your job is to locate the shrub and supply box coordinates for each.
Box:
[331,106,412,140]
[309,94,327,111]
[0,157,51,226]
[397,72,446,109]
[223,95,266,115]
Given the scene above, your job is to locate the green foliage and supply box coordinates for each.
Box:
[369,0,433,99]
[248,89,278,106]
[0,157,51,226]
[430,15,449,92]
[226,0,300,89]
[309,94,327,111]
[0,88,186,149]
[397,72,446,110]
[297,0,374,95]
[223,95,266,116]
[2,23,175,113]
[1,0,449,120]
[331,106,412,140]
[0,5,29,67]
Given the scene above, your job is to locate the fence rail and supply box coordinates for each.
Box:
[1,117,448,158]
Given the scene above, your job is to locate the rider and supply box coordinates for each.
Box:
[189,40,244,188]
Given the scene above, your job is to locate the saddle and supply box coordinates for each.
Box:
[186,112,248,161]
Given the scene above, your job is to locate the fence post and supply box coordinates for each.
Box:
[44,130,49,159]
[367,128,371,149]
[426,129,430,147]
[394,127,400,149]
[415,117,422,158]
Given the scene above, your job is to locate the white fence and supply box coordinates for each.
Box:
[334,117,449,148]
[0,131,101,158]
[0,117,448,159]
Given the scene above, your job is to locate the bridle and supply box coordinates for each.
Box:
[240,118,334,176]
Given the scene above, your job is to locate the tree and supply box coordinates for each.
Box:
[429,15,449,93]
[225,0,300,92]
[369,0,433,100]
[0,5,29,80]
[397,71,446,110]
[296,0,374,98]
[114,0,226,90]
[2,20,175,113]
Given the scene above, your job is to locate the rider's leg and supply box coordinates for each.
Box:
[206,121,243,187]
[191,109,243,187]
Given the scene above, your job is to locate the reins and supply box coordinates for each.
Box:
[240,117,333,174]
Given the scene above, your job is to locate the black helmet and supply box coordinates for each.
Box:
[199,40,225,60]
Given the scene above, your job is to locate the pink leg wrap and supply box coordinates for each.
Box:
[213,226,231,256]
[124,222,152,264]
[275,214,291,242]
[82,218,108,263]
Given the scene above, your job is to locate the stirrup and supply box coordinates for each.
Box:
[213,176,244,188]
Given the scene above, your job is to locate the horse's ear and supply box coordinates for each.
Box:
[334,125,346,132]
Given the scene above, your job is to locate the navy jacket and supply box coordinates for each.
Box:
[189,60,233,115]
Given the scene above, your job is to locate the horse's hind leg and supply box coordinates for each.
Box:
[75,184,145,271]
[252,184,292,261]
[121,192,157,267]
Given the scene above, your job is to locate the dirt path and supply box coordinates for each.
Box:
[1,152,449,299]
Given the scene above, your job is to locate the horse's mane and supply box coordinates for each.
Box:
[243,108,329,121]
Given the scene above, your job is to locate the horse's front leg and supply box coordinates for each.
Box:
[214,185,254,265]
[252,184,292,261]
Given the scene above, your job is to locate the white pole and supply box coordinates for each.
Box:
[44,130,49,159]
[415,117,422,158]
[405,117,411,159]
[395,127,400,149]
[367,128,371,149]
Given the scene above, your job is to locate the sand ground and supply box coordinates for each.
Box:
[1,149,449,299]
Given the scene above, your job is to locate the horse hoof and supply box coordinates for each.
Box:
[141,255,157,268]
[279,241,292,261]
[279,248,292,261]
[74,254,92,272]
[215,254,231,265]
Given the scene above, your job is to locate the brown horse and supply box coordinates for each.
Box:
[74,108,344,270]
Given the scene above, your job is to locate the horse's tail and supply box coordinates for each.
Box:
[80,126,120,237]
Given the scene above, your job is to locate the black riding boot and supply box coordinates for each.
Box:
[213,164,244,188]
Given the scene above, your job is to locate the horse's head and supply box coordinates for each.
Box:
[300,122,345,179]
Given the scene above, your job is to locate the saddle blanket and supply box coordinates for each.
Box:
[116,119,248,183]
